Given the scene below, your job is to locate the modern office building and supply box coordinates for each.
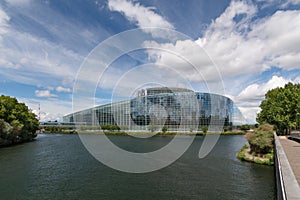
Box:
[63,87,233,131]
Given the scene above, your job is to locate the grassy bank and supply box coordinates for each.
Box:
[237,145,274,165]
[237,124,274,166]
[42,129,245,136]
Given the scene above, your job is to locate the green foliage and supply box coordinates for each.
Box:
[245,124,274,155]
[202,126,208,134]
[237,144,274,165]
[103,131,126,135]
[257,83,300,135]
[79,126,101,130]
[240,124,251,131]
[162,126,167,133]
[148,124,157,132]
[0,95,39,146]
[43,126,76,133]
[237,145,248,161]
[100,124,121,131]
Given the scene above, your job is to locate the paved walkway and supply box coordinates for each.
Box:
[279,136,300,185]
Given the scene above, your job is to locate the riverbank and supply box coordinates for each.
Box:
[0,137,37,148]
[237,145,274,165]
[42,130,246,136]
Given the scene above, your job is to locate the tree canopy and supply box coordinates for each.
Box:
[0,95,39,146]
[257,83,300,135]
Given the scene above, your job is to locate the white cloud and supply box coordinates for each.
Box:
[294,76,300,83]
[202,7,300,73]
[35,90,57,98]
[141,1,260,82]
[5,0,32,6]
[210,0,257,31]
[250,10,300,70]
[236,75,290,101]
[108,0,173,29]
[143,39,217,82]
[235,75,298,123]
[281,0,300,7]
[108,0,174,38]
[0,26,81,87]
[0,2,89,89]
[0,6,9,35]
[141,1,300,85]
[56,86,71,93]
[237,107,261,124]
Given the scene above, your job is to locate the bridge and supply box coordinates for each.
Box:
[274,133,300,200]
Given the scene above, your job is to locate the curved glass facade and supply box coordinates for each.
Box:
[63,88,233,131]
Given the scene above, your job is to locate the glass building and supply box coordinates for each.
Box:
[63,87,233,131]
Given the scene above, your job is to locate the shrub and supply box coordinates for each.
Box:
[101,124,121,131]
[202,126,208,134]
[247,124,274,155]
[162,126,167,133]
[240,124,251,131]
[257,123,274,132]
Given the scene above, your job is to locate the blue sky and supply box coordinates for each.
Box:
[0,0,299,123]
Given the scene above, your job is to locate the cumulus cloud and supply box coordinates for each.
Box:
[236,76,291,101]
[235,75,298,123]
[141,1,300,84]
[56,86,71,93]
[200,5,300,74]
[143,39,217,82]
[35,90,57,98]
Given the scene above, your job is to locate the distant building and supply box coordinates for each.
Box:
[63,87,233,131]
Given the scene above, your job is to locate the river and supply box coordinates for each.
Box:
[0,134,275,200]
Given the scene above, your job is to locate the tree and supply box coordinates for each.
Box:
[0,95,39,146]
[257,83,300,135]
[162,126,167,133]
[202,126,208,134]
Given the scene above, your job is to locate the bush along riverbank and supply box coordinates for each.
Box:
[41,126,78,134]
[237,124,274,165]
[45,125,245,136]
[0,95,39,147]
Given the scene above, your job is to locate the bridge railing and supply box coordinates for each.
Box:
[274,133,300,200]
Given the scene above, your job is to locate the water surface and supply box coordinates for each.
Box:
[0,134,275,200]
